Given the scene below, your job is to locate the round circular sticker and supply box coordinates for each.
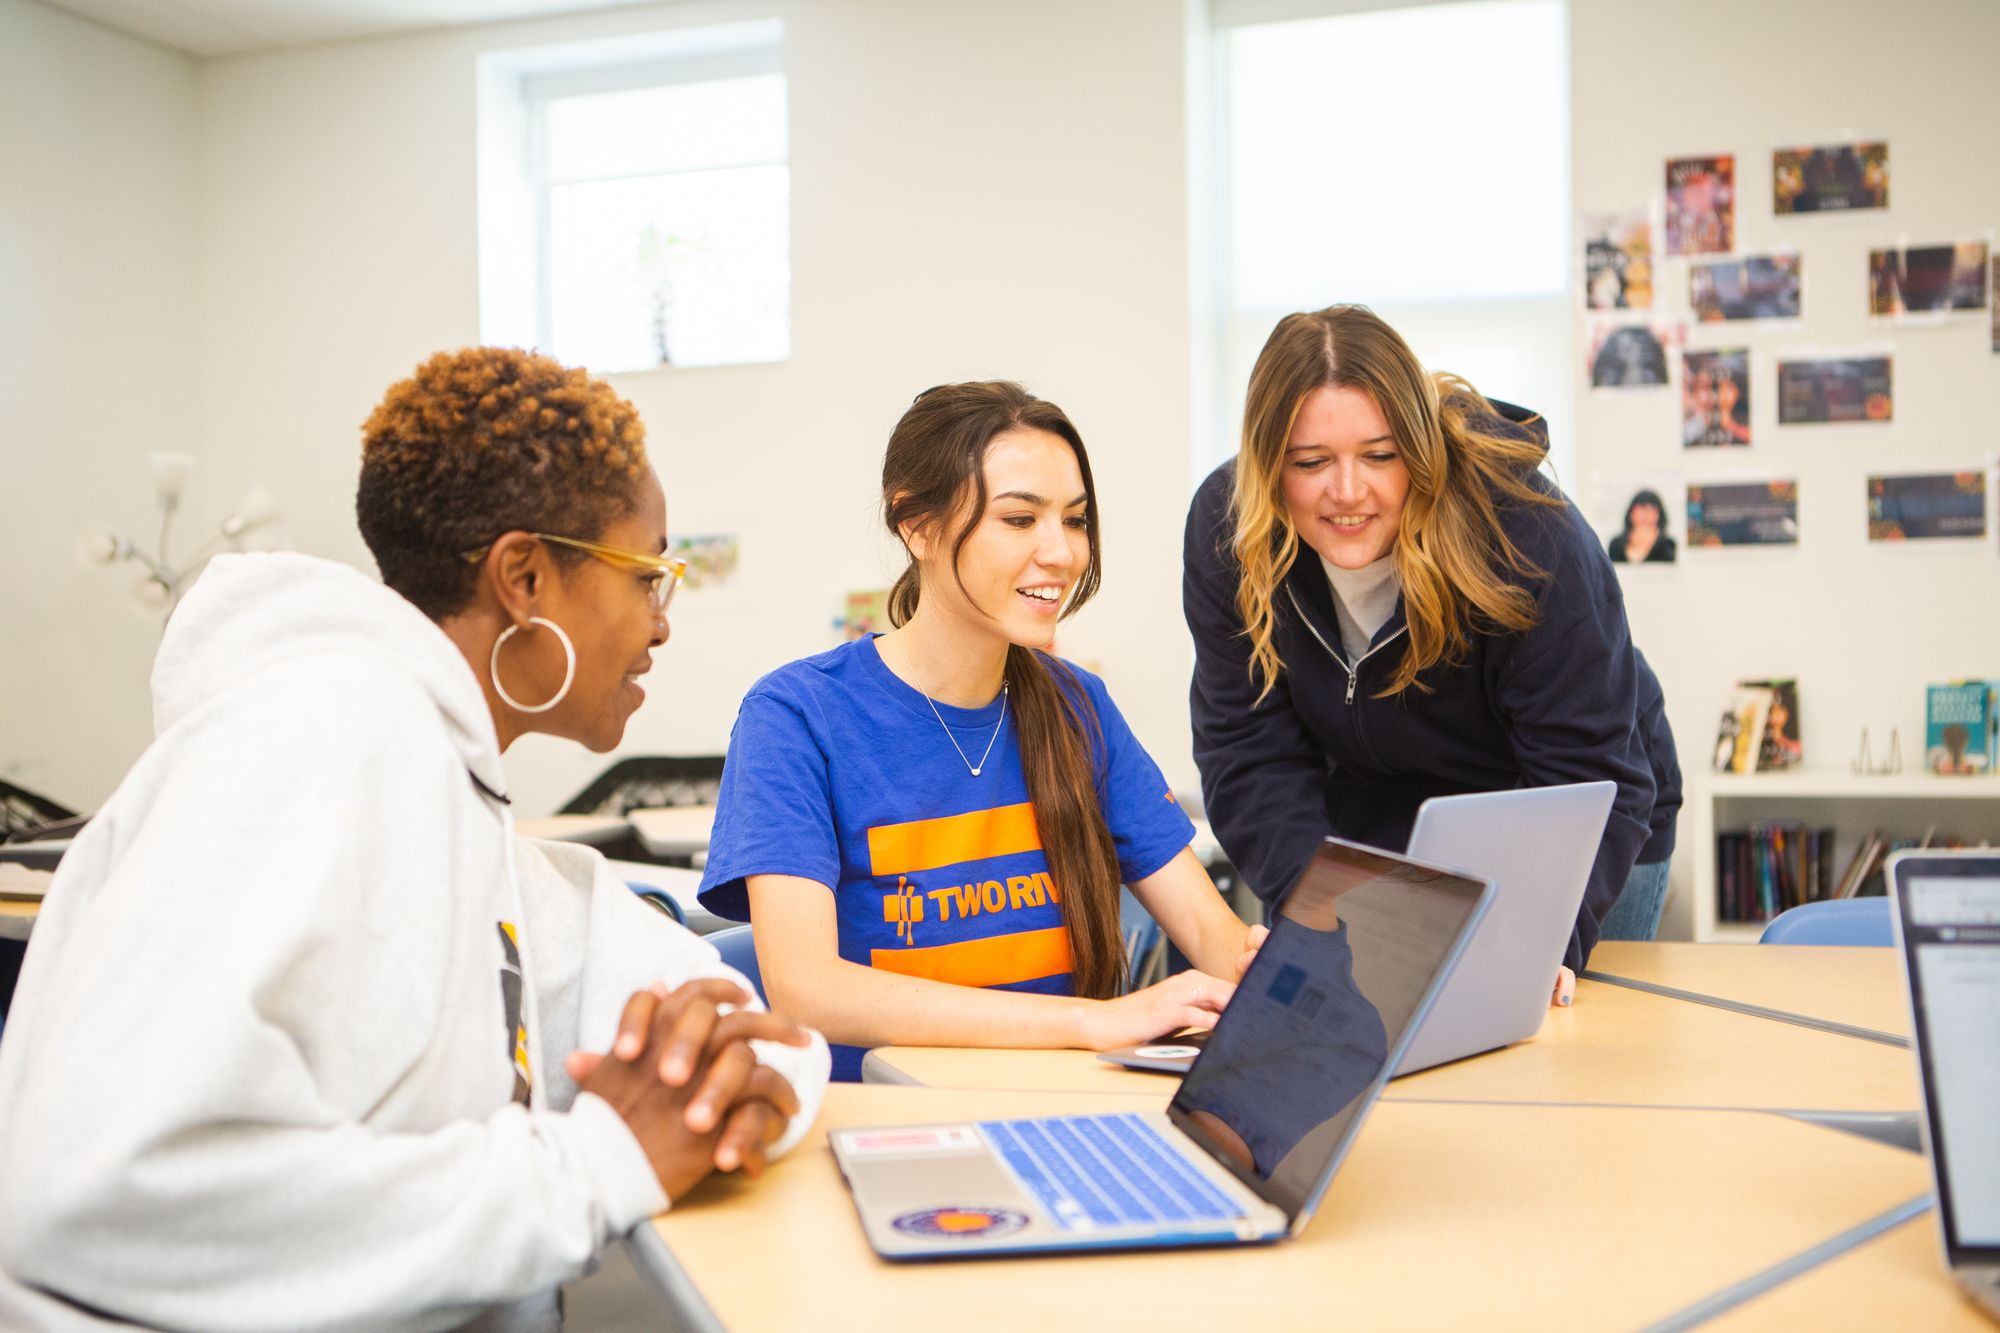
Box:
[1135,1044,1202,1059]
[890,1207,1029,1240]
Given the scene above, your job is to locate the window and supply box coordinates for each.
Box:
[1203,0,1571,478]
[479,23,788,373]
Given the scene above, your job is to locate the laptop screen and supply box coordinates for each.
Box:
[1895,860,2000,1262]
[1166,839,1489,1223]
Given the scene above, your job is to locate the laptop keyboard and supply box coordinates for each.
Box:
[978,1113,1247,1232]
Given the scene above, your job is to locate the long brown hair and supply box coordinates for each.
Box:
[882,382,1127,1000]
[1232,305,1562,698]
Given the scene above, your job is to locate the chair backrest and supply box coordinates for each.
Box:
[1758,897,1894,946]
[705,925,766,1005]
[623,881,686,925]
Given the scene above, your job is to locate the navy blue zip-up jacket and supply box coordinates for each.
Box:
[1183,403,1680,972]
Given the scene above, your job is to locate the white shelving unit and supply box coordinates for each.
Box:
[1688,771,2000,941]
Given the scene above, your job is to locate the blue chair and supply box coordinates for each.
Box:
[705,924,766,1005]
[1758,897,1893,946]
[623,880,686,926]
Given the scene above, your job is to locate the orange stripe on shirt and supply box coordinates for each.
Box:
[866,802,1042,876]
[869,926,1072,988]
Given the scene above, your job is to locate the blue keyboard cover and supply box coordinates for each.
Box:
[977,1113,1247,1232]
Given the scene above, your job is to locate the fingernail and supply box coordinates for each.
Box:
[1558,994,1572,1007]
[615,1035,640,1059]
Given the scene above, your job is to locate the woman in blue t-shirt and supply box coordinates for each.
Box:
[699,382,1264,1077]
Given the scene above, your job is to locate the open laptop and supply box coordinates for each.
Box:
[1886,850,2000,1323]
[1101,782,1613,1078]
[828,838,1492,1258]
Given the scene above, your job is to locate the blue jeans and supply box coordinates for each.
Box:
[1599,859,1671,941]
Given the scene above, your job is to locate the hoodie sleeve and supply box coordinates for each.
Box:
[1184,465,1336,906]
[515,837,830,1160]
[1490,501,1657,971]
[0,666,669,1333]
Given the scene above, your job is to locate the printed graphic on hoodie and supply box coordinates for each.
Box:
[496,922,531,1104]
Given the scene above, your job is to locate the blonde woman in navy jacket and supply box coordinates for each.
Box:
[1184,306,1680,1000]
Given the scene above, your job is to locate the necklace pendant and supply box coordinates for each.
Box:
[971,766,981,776]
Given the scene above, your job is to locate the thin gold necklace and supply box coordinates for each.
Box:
[922,680,1009,777]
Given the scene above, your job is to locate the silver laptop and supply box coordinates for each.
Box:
[1101,782,1612,1078]
[828,839,1492,1259]
[1887,850,2000,1323]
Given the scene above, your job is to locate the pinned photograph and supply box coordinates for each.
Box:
[1691,255,1802,322]
[1867,472,1988,541]
[1994,259,1999,351]
[670,533,739,589]
[1682,348,1751,447]
[1665,155,1734,255]
[1595,472,1685,565]
[1586,320,1682,389]
[1777,355,1893,424]
[1686,480,1799,547]
[1773,142,1888,213]
[1868,242,1990,316]
[1583,211,1652,310]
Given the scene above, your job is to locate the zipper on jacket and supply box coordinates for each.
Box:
[1285,585,1409,706]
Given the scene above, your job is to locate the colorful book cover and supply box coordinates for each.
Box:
[1867,473,1987,541]
[1773,142,1887,213]
[1583,211,1653,310]
[1687,481,1799,547]
[1682,348,1750,447]
[1665,155,1734,255]
[1926,681,1996,775]
[1743,678,1801,770]
[1713,685,1773,774]
[1777,356,1892,424]
[1691,256,1802,321]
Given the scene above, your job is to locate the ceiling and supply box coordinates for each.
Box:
[38,0,661,57]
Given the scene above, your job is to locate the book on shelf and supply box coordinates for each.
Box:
[1926,680,1997,775]
[1714,823,1835,922]
[1744,677,1801,770]
[1711,678,1801,774]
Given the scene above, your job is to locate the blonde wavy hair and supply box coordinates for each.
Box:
[1232,305,1561,699]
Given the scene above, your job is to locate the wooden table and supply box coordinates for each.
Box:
[869,975,1921,1114]
[0,898,37,943]
[1703,1214,1991,1331]
[638,1084,1931,1332]
[627,806,717,860]
[1587,941,1909,1043]
[513,814,633,847]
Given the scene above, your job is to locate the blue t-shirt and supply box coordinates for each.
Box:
[699,636,1194,1069]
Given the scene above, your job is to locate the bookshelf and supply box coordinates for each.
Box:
[1689,772,2000,941]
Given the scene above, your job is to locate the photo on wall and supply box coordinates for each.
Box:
[670,533,739,589]
[1586,320,1683,388]
[1583,211,1653,310]
[1682,348,1751,446]
[1773,142,1888,213]
[1777,354,1893,424]
[1665,154,1734,255]
[1868,241,1990,316]
[1691,255,1802,322]
[1687,480,1799,547]
[1992,258,1999,351]
[1594,471,1684,565]
[1867,472,1988,541]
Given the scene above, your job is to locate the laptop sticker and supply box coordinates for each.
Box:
[1136,1044,1203,1059]
[844,1127,982,1156]
[891,1207,1029,1240]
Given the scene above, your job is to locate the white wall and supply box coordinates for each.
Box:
[1570,0,2000,935]
[183,0,1198,816]
[0,0,199,809]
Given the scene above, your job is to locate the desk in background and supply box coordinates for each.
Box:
[514,814,634,848]
[638,1084,1931,1332]
[1587,940,1908,1043]
[627,806,716,866]
[0,899,35,943]
[1703,1213,1992,1331]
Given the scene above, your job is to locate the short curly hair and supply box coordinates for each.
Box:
[357,347,649,620]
